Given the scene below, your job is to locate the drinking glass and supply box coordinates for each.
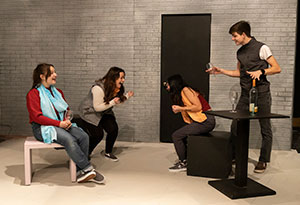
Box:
[206,63,214,71]
[205,63,216,77]
[65,109,73,121]
[229,91,239,113]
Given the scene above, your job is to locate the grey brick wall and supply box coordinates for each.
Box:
[0,0,296,150]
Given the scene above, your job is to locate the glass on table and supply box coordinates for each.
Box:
[229,91,239,113]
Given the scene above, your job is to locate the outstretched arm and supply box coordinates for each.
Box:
[206,61,240,77]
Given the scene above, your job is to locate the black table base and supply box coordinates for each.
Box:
[208,178,276,199]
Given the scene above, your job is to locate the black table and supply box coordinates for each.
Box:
[205,110,289,199]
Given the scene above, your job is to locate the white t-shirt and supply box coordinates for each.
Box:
[259,45,272,60]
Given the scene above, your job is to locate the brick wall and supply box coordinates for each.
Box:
[0,0,296,149]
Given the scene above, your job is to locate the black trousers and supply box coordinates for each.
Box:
[231,90,272,162]
[73,114,118,155]
[171,115,216,161]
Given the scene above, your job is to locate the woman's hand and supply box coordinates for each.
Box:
[127,91,134,97]
[59,120,72,130]
[172,105,182,114]
[113,97,121,104]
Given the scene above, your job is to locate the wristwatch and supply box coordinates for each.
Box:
[260,69,265,75]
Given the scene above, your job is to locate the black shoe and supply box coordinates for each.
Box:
[254,161,267,173]
[89,170,105,184]
[168,160,187,172]
[102,151,119,162]
[77,169,96,183]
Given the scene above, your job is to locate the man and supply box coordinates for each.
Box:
[207,20,281,173]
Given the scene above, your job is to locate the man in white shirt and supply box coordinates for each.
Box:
[207,20,281,173]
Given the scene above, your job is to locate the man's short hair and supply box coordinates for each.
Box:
[229,21,251,37]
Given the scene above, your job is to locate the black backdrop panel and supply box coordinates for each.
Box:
[160,14,211,142]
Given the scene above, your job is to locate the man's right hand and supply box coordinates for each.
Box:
[206,66,222,74]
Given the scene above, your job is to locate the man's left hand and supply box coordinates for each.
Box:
[247,70,263,80]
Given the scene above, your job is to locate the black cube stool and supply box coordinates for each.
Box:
[187,131,232,178]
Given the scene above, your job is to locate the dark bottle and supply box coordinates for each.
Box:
[249,79,258,114]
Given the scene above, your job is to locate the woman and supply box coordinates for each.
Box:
[165,74,215,172]
[26,63,104,184]
[77,66,134,161]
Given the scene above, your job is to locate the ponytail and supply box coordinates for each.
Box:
[31,63,54,89]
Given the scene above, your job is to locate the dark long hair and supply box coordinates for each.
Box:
[166,74,188,106]
[95,66,126,104]
[31,63,54,89]
[166,74,204,106]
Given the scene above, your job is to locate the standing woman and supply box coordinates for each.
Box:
[165,74,215,172]
[77,66,134,161]
[26,63,104,184]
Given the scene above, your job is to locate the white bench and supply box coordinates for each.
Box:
[24,136,77,185]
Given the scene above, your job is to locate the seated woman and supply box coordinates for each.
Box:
[164,74,215,172]
[76,66,134,161]
[26,63,104,184]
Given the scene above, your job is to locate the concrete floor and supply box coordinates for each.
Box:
[1,137,300,205]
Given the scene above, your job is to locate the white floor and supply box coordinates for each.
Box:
[1,137,300,205]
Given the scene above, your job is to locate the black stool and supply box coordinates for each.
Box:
[187,131,232,178]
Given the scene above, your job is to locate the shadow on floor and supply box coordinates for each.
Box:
[4,163,104,187]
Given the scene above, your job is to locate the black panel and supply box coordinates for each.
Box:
[160,14,211,142]
[187,131,232,178]
[293,1,300,118]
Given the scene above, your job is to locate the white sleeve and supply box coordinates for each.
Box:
[259,45,272,60]
[91,86,116,112]
[125,92,133,100]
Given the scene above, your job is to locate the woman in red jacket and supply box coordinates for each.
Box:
[26,63,104,184]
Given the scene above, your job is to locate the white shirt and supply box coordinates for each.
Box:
[259,45,272,60]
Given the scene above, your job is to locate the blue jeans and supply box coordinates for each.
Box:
[32,122,93,172]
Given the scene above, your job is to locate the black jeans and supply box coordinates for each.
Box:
[231,90,272,162]
[73,114,118,155]
[171,114,216,161]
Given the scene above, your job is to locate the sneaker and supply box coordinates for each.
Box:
[254,161,267,173]
[77,169,96,183]
[89,170,105,184]
[168,160,187,172]
[102,151,119,162]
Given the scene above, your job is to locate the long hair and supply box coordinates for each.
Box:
[95,66,126,104]
[167,74,188,106]
[167,74,204,106]
[31,63,54,89]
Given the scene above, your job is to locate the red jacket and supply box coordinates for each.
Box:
[26,87,67,127]
[198,94,211,112]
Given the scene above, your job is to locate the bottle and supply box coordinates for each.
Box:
[249,79,258,114]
